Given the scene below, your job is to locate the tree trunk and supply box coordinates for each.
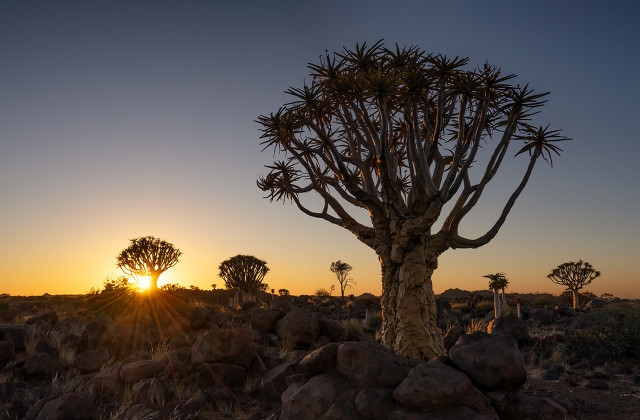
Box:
[493,288,501,318]
[149,274,160,291]
[379,241,445,360]
[571,289,580,310]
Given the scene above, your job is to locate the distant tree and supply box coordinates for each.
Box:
[218,255,269,302]
[548,260,601,309]
[116,236,181,291]
[278,288,290,296]
[330,260,357,298]
[101,275,134,294]
[257,41,568,358]
[211,284,217,290]
[315,288,331,297]
[483,273,509,318]
[161,283,187,293]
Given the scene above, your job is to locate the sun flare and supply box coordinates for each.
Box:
[133,276,152,292]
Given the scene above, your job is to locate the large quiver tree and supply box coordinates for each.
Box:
[548,260,601,309]
[116,236,182,291]
[218,255,269,302]
[257,41,568,359]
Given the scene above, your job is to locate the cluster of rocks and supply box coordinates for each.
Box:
[0,298,583,419]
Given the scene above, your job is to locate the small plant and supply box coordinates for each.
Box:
[314,288,331,297]
[366,311,383,331]
[342,318,365,340]
[465,319,488,334]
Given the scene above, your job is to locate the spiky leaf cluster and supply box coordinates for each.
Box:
[257,41,569,251]
[116,236,181,279]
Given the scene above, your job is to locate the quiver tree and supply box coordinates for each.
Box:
[218,255,269,302]
[484,273,509,318]
[330,260,356,298]
[257,41,568,359]
[116,236,182,291]
[548,260,601,309]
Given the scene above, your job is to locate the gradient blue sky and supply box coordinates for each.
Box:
[1,1,638,298]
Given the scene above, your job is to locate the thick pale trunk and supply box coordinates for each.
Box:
[493,288,501,318]
[149,274,160,291]
[380,243,445,360]
[571,289,580,310]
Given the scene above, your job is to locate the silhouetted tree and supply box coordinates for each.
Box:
[116,236,181,291]
[257,41,568,358]
[278,288,290,296]
[218,255,269,302]
[330,260,356,298]
[484,273,509,318]
[548,260,601,309]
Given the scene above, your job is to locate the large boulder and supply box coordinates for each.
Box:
[299,342,339,375]
[26,310,58,327]
[449,331,526,391]
[75,347,110,374]
[24,353,66,379]
[119,360,166,383]
[443,325,466,353]
[36,392,97,420]
[0,324,27,350]
[251,308,283,332]
[0,340,15,361]
[275,309,319,345]
[79,317,111,351]
[280,371,354,420]
[336,341,414,388]
[487,312,530,346]
[191,328,255,369]
[393,361,493,414]
[318,317,348,342]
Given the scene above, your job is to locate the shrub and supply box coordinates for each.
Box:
[315,288,331,297]
[366,311,383,330]
[475,300,493,313]
[342,318,364,340]
[530,293,559,308]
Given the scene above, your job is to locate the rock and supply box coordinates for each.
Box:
[393,361,492,414]
[0,340,15,361]
[318,317,348,342]
[388,404,498,419]
[159,396,206,419]
[499,394,577,419]
[34,340,59,358]
[280,371,351,420]
[120,360,166,383]
[443,326,466,353]
[354,388,396,419]
[449,331,526,391]
[251,309,283,332]
[275,310,319,345]
[0,324,27,350]
[24,353,66,379]
[487,312,530,346]
[189,362,248,389]
[299,342,339,374]
[336,341,415,388]
[268,298,296,314]
[26,310,58,327]
[188,307,207,330]
[191,328,255,369]
[79,317,110,351]
[87,372,124,396]
[262,361,297,394]
[586,379,610,389]
[36,392,98,420]
[75,347,110,374]
[165,347,193,375]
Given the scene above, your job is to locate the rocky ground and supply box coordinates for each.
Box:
[0,291,638,419]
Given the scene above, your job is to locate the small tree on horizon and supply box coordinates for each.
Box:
[548,260,601,309]
[330,260,356,298]
[257,41,568,358]
[218,255,269,302]
[116,236,182,291]
[484,273,509,318]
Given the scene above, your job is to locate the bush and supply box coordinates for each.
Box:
[529,293,559,308]
[366,311,383,330]
[342,318,364,340]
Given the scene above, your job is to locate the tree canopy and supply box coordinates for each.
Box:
[116,236,181,291]
[218,254,269,301]
[548,260,601,309]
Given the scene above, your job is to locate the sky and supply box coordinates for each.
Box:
[1,1,639,298]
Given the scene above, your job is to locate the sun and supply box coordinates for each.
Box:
[132,275,152,292]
